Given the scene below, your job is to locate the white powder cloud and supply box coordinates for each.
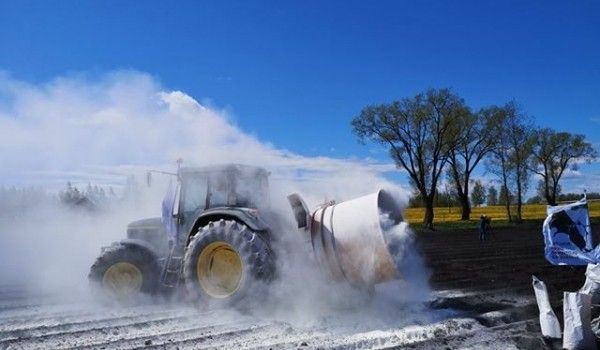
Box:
[0,71,430,325]
[0,70,405,208]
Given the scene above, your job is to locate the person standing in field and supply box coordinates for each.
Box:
[479,215,491,242]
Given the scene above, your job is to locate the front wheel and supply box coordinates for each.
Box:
[182,219,275,307]
[89,243,160,301]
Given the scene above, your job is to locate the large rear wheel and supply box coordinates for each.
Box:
[183,219,275,307]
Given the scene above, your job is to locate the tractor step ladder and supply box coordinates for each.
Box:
[160,244,184,289]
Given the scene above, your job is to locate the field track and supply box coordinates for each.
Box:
[1,224,596,349]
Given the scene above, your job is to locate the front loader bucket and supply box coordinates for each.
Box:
[287,189,403,287]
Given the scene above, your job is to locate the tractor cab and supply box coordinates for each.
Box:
[163,165,271,243]
[178,164,270,214]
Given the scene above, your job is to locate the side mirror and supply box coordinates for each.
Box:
[146,171,152,187]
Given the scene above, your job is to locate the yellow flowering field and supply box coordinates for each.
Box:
[404,200,600,224]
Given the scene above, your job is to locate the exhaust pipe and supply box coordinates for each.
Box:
[288,189,403,287]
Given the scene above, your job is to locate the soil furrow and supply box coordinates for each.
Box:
[136,323,281,350]
[71,322,273,350]
[0,309,199,342]
[0,313,240,350]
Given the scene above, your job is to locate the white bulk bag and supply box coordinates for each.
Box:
[532,276,561,338]
[563,292,595,350]
[580,264,600,304]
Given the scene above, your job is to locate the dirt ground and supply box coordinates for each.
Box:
[416,222,599,349]
[421,222,593,300]
[0,223,595,349]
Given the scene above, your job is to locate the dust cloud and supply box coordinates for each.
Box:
[0,71,431,326]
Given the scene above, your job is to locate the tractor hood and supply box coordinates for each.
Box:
[126,217,169,254]
[127,217,164,231]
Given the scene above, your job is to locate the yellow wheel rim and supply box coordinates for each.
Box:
[102,262,143,296]
[197,241,243,298]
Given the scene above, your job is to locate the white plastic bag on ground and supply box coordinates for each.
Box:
[532,275,561,338]
[580,264,600,304]
[563,292,595,350]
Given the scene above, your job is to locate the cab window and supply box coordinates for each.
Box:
[182,176,208,213]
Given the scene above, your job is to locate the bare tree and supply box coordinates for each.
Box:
[485,106,513,221]
[446,108,498,220]
[530,128,597,205]
[484,103,533,222]
[505,103,534,222]
[352,88,463,229]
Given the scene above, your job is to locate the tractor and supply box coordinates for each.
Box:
[89,164,277,305]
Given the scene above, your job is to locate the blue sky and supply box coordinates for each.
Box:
[1,0,599,194]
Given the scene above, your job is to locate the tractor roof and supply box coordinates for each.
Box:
[179,164,269,177]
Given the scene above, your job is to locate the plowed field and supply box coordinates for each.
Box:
[1,223,592,349]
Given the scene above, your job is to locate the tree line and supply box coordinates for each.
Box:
[408,180,503,209]
[0,177,139,217]
[410,180,600,209]
[352,88,597,229]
